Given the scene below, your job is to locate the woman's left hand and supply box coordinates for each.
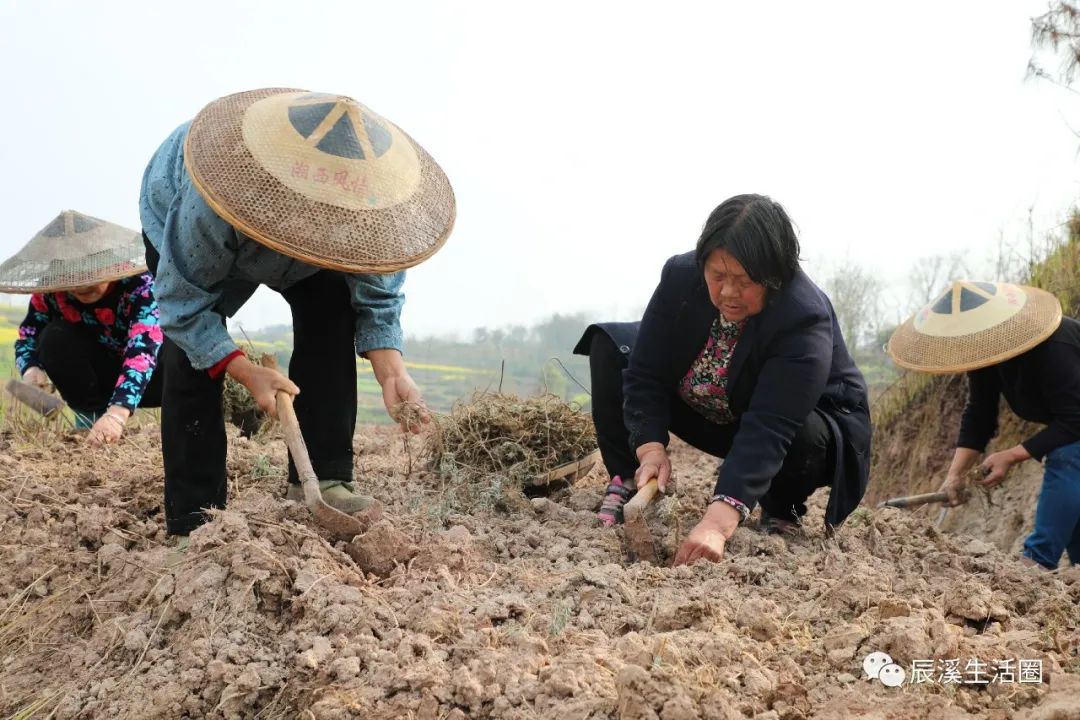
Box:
[367,349,430,434]
[976,445,1031,488]
[673,500,741,566]
[86,407,130,447]
[381,371,429,434]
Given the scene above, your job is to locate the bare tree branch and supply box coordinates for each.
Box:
[1030,1,1080,84]
[826,261,882,351]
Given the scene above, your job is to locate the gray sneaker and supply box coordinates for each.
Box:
[164,535,190,568]
[286,480,378,515]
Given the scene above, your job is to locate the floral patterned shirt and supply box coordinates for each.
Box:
[678,314,745,424]
[15,273,162,410]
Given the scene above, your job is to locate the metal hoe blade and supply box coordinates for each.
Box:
[623,478,661,563]
[5,379,65,417]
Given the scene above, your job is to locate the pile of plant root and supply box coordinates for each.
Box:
[425,392,596,494]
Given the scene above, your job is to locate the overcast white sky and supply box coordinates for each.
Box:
[1,1,1077,339]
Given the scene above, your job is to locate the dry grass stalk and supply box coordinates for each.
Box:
[3,693,59,720]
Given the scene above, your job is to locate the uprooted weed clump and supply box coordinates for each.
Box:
[221,375,264,438]
[423,393,596,514]
[220,350,279,438]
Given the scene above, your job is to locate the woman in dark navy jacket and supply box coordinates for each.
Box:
[575,194,871,565]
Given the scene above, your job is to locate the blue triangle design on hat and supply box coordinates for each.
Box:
[39,212,101,238]
[316,113,365,159]
[72,215,100,233]
[40,216,67,238]
[363,113,392,157]
[931,292,953,315]
[288,102,337,139]
[958,286,989,312]
[931,282,997,315]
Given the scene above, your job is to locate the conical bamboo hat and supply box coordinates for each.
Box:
[0,210,146,293]
[184,87,455,274]
[888,280,1062,373]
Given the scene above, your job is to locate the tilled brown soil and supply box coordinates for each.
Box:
[0,423,1077,719]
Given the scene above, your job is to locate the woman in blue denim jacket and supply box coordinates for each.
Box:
[139,88,455,537]
[889,281,1080,569]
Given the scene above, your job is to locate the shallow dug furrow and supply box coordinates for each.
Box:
[0,427,1077,719]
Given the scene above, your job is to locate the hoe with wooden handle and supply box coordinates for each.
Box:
[880,484,973,529]
[623,478,662,563]
[880,475,976,510]
[262,357,365,541]
[878,491,953,509]
[5,379,65,417]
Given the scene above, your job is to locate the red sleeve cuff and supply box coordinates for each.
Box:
[207,350,244,380]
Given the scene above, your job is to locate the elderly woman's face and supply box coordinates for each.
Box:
[703,249,767,323]
[69,282,113,304]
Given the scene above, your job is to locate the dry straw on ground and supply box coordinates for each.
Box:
[424,392,596,505]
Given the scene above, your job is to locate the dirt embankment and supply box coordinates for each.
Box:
[0,424,1078,719]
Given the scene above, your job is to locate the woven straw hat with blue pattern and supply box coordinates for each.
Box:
[184,88,455,274]
[888,280,1062,374]
[0,210,146,293]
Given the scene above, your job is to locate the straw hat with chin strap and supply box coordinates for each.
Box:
[0,210,146,294]
[887,280,1062,374]
[183,87,455,274]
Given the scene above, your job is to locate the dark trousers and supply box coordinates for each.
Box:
[588,331,832,521]
[37,320,162,414]
[145,239,358,535]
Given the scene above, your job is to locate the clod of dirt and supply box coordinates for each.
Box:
[734,596,782,641]
[345,519,419,576]
[945,581,1009,623]
[878,598,912,619]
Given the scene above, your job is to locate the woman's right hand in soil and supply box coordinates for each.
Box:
[634,442,672,492]
[938,447,979,507]
[226,356,299,416]
[937,475,968,507]
[673,501,739,566]
[23,367,51,390]
[86,409,127,447]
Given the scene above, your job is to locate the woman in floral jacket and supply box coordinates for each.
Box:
[3,211,162,447]
[16,271,163,445]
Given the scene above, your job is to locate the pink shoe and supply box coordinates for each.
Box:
[597,476,633,526]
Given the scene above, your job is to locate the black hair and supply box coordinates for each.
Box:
[694,194,800,289]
